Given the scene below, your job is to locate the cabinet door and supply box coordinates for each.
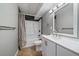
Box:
[41,37,47,56]
[57,45,78,56]
[41,37,56,56]
[46,39,56,56]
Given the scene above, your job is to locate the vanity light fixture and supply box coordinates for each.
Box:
[49,9,54,14]
[58,3,64,7]
[53,6,57,11]
[49,9,53,13]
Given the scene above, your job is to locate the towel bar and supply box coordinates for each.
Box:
[0,26,16,30]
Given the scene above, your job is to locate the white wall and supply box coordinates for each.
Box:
[0,3,18,56]
[42,11,53,35]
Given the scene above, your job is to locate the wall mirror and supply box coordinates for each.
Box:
[53,3,79,37]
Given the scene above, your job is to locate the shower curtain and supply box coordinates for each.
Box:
[18,14,26,49]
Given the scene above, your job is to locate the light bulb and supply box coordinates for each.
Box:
[49,9,53,14]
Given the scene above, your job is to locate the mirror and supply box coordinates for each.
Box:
[54,4,73,34]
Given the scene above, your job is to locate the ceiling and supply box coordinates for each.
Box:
[35,3,57,19]
[18,3,57,19]
[18,3,43,16]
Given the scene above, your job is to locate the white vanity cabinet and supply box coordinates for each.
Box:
[57,45,78,56]
[42,37,56,56]
[41,35,79,56]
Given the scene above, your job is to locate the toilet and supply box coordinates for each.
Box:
[33,40,42,51]
[24,38,42,51]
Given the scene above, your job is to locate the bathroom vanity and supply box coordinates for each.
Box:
[41,3,79,56]
[41,35,79,56]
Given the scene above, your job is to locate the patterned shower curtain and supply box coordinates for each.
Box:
[18,14,26,49]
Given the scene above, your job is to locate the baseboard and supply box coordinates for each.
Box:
[14,49,19,56]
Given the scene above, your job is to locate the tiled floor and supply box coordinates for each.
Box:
[17,46,42,56]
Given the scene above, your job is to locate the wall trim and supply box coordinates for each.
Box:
[14,49,19,56]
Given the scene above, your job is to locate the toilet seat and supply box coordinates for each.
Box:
[33,40,42,45]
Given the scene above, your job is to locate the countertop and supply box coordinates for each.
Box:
[42,35,79,55]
